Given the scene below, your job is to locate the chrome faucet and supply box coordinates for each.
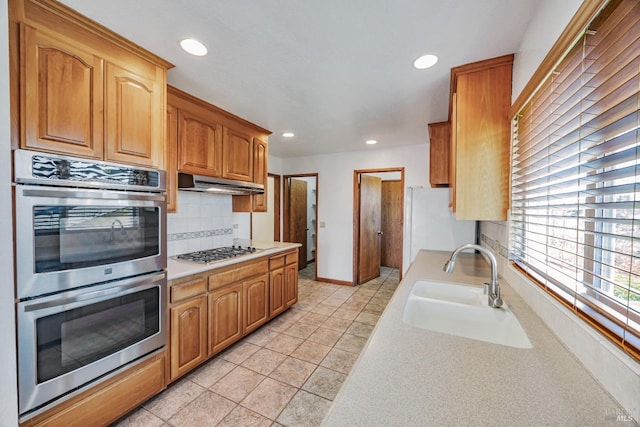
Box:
[443,243,503,308]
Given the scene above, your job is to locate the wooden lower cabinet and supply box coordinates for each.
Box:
[170,296,207,380]
[270,250,299,316]
[208,283,243,355]
[285,262,299,307]
[269,266,286,317]
[244,273,270,334]
[20,352,165,427]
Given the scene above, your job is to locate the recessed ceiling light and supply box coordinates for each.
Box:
[366,140,377,145]
[413,54,438,69]
[282,132,295,138]
[180,38,208,56]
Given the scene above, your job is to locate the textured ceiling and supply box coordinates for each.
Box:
[60,0,540,158]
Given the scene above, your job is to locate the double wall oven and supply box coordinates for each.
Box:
[13,150,167,420]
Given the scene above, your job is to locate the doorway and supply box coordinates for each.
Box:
[353,168,404,285]
[284,174,318,277]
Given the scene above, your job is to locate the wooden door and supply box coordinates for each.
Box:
[208,283,243,356]
[358,175,382,284]
[170,296,207,380]
[243,274,269,334]
[105,62,161,168]
[289,179,308,269]
[223,127,253,182]
[22,25,104,158]
[252,138,269,212]
[381,180,402,269]
[177,108,224,177]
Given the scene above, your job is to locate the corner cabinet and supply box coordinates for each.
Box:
[166,85,270,213]
[449,54,513,221]
[12,1,172,168]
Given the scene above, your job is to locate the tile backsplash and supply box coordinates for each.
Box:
[167,191,234,256]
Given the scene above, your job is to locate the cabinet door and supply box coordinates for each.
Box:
[252,138,269,212]
[243,273,269,334]
[208,283,243,355]
[223,127,253,182]
[269,267,286,318]
[166,103,178,212]
[177,109,224,177]
[427,122,450,187]
[22,25,104,158]
[170,296,207,381]
[105,62,162,168]
[284,263,298,307]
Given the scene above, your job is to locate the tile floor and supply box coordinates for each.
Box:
[113,264,400,427]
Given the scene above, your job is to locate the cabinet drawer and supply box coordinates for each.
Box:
[285,251,298,265]
[170,278,207,303]
[270,255,285,270]
[208,259,268,291]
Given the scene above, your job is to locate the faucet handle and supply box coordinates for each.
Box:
[483,283,490,295]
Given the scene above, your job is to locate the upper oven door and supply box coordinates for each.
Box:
[15,185,166,299]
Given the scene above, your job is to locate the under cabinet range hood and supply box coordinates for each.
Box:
[177,173,264,195]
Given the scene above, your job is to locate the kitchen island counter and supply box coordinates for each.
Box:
[167,241,300,281]
[323,250,628,426]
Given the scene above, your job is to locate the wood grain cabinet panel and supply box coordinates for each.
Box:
[208,283,243,356]
[427,121,450,187]
[170,296,207,381]
[243,273,269,334]
[284,262,298,307]
[251,138,269,212]
[269,264,286,318]
[105,63,162,167]
[177,108,224,177]
[223,127,253,182]
[166,104,178,212]
[22,25,104,159]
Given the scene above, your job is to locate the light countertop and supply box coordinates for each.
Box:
[167,241,300,281]
[323,250,627,426]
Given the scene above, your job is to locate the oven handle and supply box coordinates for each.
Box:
[23,272,166,312]
[21,187,165,202]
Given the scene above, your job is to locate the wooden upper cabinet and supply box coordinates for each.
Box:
[166,104,178,212]
[251,138,268,212]
[11,0,173,169]
[223,127,253,182]
[105,63,163,167]
[449,54,513,221]
[176,108,224,177]
[22,25,104,159]
[427,121,450,187]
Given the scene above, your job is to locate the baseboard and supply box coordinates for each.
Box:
[315,276,354,287]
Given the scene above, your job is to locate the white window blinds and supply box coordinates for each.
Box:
[510,0,640,359]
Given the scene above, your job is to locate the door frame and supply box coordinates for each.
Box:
[283,173,318,275]
[353,167,404,285]
[271,173,281,241]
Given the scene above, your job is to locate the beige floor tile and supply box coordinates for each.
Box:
[269,357,317,387]
[345,321,374,339]
[332,288,358,299]
[282,322,318,339]
[276,390,332,427]
[241,348,287,375]
[320,348,359,374]
[362,302,385,315]
[167,391,235,427]
[265,316,297,333]
[321,296,347,307]
[217,405,272,427]
[292,300,318,311]
[307,327,343,347]
[321,316,353,332]
[340,300,367,311]
[210,366,266,403]
[302,366,346,400]
[264,333,304,355]
[310,303,337,316]
[290,340,332,364]
[241,378,297,420]
[334,333,367,354]
[112,407,164,427]
[220,341,261,364]
[244,327,280,346]
[354,312,380,326]
[142,379,205,420]
[332,307,360,321]
[298,312,329,326]
[186,357,236,388]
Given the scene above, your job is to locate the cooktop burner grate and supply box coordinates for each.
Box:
[174,246,259,264]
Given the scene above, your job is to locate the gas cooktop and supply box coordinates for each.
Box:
[173,246,260,264]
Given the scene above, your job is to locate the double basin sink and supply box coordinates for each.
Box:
[402,280,532,349]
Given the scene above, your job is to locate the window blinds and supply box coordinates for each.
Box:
[510,0,640,358]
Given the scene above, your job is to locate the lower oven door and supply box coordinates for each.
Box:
[17,272,167,417]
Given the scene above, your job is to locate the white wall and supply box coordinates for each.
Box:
[0,0,18,425]
[480,0,640,420]
[276,143,442,283]
[251,176,275,242]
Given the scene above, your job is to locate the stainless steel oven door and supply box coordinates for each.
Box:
[17,272,167,416]
[15,184,166,299]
